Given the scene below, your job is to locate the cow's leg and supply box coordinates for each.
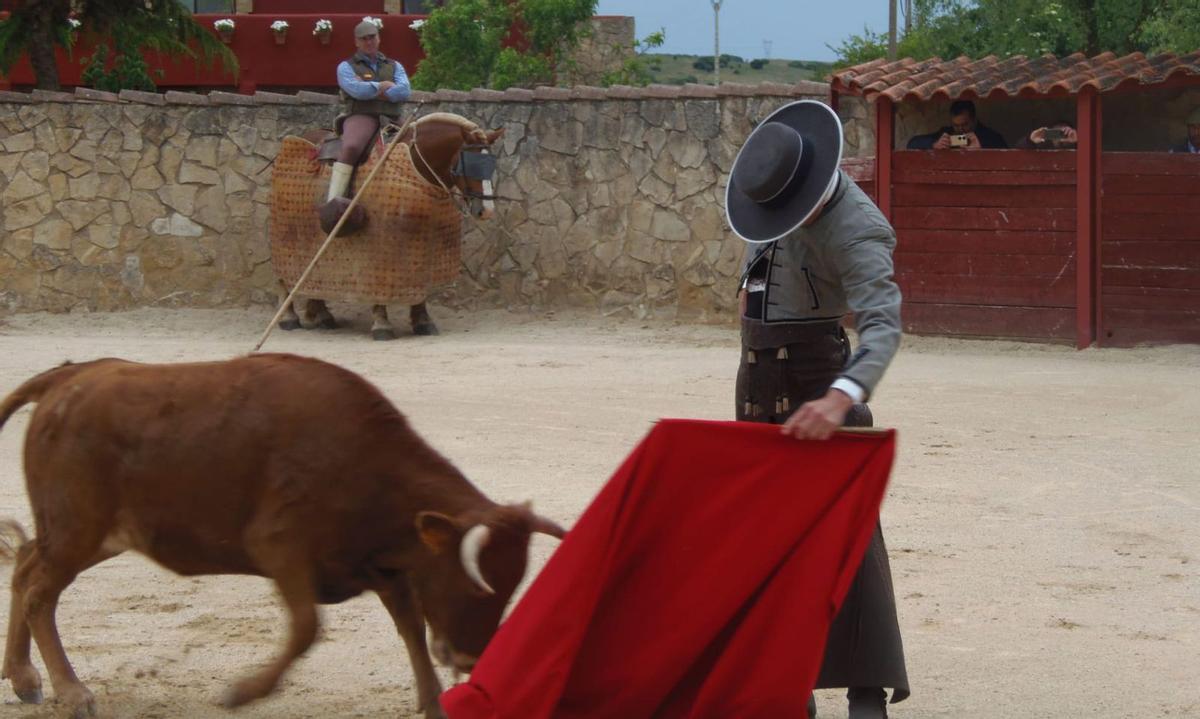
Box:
[17,544,118,719]
[378,584,445,719]
[277,281,301,331]
[303,299,338,330]
[371,304,397,341]
[223,551,318,707]
[3,542,43,704]
[410,303,439,336]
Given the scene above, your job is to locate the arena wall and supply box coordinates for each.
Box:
[0,82,843,322]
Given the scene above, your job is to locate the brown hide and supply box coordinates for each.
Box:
[0,354,562,718]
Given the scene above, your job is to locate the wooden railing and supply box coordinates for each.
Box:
[889,150,1078,342]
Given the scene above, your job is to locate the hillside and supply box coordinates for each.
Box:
[643,53,832,86]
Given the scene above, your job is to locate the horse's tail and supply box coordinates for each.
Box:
[0,360,110,433]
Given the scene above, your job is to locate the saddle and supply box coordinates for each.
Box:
[314,113,402,166]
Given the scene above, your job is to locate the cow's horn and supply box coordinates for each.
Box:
[460,524,495,595]
[531,515,567,539]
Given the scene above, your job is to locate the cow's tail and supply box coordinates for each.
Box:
[0,361,104,433]
[0,520,30,563]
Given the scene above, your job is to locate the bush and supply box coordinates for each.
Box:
[749,58,768,69]
[692,56,714,72]
[788,60,805,68]
[412,0,596,91]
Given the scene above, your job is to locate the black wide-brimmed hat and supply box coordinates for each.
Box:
[725,100,843,243]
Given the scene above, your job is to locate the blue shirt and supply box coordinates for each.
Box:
[337,56,411,103]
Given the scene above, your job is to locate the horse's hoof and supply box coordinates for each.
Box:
[412,322,440,336]
[278,319,302,331]
[372,328,398,341]
[317,317,338,331]
[14,685,42,704]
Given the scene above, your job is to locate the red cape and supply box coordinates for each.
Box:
[442,419,896,719]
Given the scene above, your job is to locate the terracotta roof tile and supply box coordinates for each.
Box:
[833,51,1200,102]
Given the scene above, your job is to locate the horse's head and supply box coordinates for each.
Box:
[406,115,506,220]
[453,127,505,220]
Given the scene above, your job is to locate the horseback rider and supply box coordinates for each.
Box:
[328,18,412,202]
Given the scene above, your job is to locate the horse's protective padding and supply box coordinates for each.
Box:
[269,136,462,305]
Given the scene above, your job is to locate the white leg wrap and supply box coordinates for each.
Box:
[327,162,353,201]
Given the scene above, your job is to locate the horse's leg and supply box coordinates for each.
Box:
[410,303,439,336]
[371,305,397,342]
[277,281,301,331]
[303,299,338,330]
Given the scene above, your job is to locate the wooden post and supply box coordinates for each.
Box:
[876,97,894,221]
[1075,88,1100,349]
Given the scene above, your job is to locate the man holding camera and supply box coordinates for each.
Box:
[1169,107,1200,153]
[906,99,1007,150]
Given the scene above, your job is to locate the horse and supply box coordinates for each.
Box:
[269,113,504,340]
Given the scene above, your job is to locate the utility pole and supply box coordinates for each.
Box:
[903,0,912,36]
[887,0,898,60]
[763,39,773,59]
[711,0,724,85]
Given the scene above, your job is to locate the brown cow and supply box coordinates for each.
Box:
[0,354,564,719]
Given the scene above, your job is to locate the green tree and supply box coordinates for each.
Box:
[1140,0,1200,53]
[831,0,1174,68]
[599,27,664,87]
[411,0,598,91]
[0,0,236,92]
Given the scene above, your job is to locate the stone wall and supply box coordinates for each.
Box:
[0,81,847,321]
[561,17,636,88]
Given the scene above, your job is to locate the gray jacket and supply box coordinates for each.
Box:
[740,171,902,398]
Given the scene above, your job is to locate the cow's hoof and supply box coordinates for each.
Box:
[61,686,96,719]
[412,322,440,336]
[221,677,272,709]
[422,704,449,719]
[278,318,302,331]
[372,328,398,341]
[8,665,43,704]
[14,685,42,704]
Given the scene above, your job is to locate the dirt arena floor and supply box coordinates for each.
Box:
[0,306,1196,719]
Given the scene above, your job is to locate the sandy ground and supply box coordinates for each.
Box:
[0,305,1196,719]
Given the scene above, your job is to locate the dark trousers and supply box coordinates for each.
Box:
[735,323,910,702]
[338,114,380,165]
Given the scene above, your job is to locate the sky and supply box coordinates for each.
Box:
[595,0,891,62]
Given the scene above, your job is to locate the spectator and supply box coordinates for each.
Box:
[1016,121,1078,150]
[1169,107,1200,153]
[906,100,1007,150]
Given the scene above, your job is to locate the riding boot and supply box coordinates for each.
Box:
[847,687,888,719]
[327,161,353,201]
[319,162,368,235]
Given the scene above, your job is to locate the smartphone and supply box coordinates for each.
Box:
[949,134,970,148]
[1043,128,1065,142]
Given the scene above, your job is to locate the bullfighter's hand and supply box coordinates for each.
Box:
[933,133,952,150]
[781,389,854,441]
[964,132,982,150]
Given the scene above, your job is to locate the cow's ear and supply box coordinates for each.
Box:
[415,511,459,554]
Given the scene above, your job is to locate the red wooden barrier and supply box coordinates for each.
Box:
[891,150,1078,342]
[0,13,426,92]
[1100,152,1200,346]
